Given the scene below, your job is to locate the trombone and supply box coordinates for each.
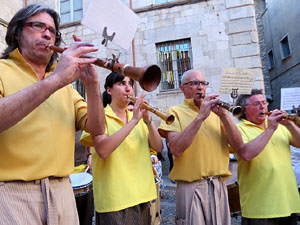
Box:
[128,96,175,125]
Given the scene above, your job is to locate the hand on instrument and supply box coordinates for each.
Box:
[199,94,221,120]
[275,110,294,127]
[50,35,98,87]
[211,100,228,117]
[73,35,99,85]
[131,94,146,123]
[266,110,284,131]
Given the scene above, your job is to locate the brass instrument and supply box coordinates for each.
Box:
[48,44,161,92]
[128,96,175,125]
[264,112,300,125]
[199,94,242,117]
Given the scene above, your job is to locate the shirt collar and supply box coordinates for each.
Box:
[105,104,133,124]
[9,48,55,78]
[183,98,199,111]
[241,118,268,129]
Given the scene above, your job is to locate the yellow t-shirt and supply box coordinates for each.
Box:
[0,49,88,181]
[80,105,156,213]
[158,98,231,182]
[236,119,300,218]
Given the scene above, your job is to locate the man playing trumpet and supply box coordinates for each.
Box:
[233,89,300,225]
[158,69,243,225]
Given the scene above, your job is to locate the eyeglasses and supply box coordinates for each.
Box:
[247,100,269,107]
[182,80,209,86]
[23,21,61,38]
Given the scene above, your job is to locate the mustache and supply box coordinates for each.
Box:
[36,40,51,46]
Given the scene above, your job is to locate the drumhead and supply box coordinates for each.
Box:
[70,172,93,188]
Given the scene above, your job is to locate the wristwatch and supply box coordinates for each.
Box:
[143,118,152,126]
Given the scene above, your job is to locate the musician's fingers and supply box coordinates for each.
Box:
[77,57,97,65]
[135,94,146,109]
[73,34,82,42]
[65,42,98,56]
[75,46,98,56]
[204,94,219,100]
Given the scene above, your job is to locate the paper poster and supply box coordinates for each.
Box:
[220,68,255,95]
[82,0,140,50]
[281,87,300,110]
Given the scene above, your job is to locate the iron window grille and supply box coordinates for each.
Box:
[156,39,193,91]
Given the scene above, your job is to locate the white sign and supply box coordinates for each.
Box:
[81,0,140,50]
[281,87,300,110]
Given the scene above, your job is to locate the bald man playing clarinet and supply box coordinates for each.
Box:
[158,69,244,225]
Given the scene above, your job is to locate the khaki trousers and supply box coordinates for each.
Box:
[175,177,230,225]
[0,177,79,225]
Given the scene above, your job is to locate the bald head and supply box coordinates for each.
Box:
[181,69,204,84]
[180,69,206,99]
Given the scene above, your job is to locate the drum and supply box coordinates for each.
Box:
[226,160,241,216]
[150,183,161,225]
[227,181,241,216]
[70,172,93,197]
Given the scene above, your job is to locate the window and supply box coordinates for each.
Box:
[59,0,83,24]
[73,80,86,100]
[156,39,193,91]
[280,35,291,60]
[267,49,274,69]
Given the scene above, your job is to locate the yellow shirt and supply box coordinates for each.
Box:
[158,98,231,182]
[0,49,87,181]
[236,119,300,218]
[80,105,156,213]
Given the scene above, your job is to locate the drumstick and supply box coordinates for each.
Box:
[79,165,90,182]
[84,165,90,173]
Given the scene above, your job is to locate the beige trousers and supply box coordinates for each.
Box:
[0,177,79,225]
[175,177,230,225]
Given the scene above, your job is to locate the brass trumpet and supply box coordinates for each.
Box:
[199,94,242,117]
[128,96,175,125]
[47,45,161,92]
[264,112,300,125]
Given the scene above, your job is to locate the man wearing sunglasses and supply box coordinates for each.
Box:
[0,4,105,225]
[158,69,243,225]
[234,89,300,225]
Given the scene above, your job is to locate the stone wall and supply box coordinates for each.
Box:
[253,0,271,100]
[0,0,23,53]
[225,0,264,93]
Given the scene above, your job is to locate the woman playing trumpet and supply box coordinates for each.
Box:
[80,72,163,225]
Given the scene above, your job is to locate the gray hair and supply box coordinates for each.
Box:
[235,89,264,120]
[1,4,61,72]
[181,71,189,84]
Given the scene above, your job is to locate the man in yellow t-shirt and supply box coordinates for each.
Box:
[158,69,243,225]
[234,89,300,225]
[0,5,105,225]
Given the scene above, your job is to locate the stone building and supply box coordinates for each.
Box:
[256,0,300,110]
[0,0,265,125]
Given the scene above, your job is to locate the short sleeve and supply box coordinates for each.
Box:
[158,107,182,138]
[80,130,94,147]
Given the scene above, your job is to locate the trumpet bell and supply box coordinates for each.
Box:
[166,115,175,125]
[140,65,162,92]
[232,106,243,118]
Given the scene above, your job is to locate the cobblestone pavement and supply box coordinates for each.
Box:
[160,181,300,225]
